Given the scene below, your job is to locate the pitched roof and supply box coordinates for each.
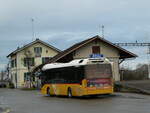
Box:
[48,35,137,63]
[32,35,137,73]
[7,39,61,57]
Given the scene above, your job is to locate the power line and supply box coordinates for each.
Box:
[114,43,150,46]
[114,42,150,79]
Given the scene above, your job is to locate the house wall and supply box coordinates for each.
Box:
[73,41,120,81]
[9,55,17,87]
[9,42,59,88]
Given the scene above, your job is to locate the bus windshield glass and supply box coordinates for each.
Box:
[85,64,112,79]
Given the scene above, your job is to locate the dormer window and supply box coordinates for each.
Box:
[34,47,42,57]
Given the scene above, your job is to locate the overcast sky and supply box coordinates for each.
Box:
[0,0,150,70]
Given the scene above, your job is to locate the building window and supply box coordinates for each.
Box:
[11,59,17,68]
[42,57,52,64]
[24,58,35,67]
[24,72,31,81]
[92,46,100,54]
[34,47,42,57]
[24,72,35,82]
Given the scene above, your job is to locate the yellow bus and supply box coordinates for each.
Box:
[40,57,113,97]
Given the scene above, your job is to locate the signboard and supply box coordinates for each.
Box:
[89,54,104,58]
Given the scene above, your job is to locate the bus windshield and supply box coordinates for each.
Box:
[85,64,112,79]
[84,64,112,87]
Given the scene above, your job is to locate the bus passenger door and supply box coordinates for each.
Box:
[82,79,87,88]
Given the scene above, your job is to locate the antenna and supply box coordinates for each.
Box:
[31,18,35,41]
[101,25,104,38]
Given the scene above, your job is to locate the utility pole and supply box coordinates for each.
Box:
[31,18,35,41]
[0,71,4,81]
[147,45,150,79]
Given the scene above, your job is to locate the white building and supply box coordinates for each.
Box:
[7,39,61,88]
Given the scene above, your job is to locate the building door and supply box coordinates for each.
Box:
[92,46,100,54]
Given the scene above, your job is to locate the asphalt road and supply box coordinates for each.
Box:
[0,88,150,113]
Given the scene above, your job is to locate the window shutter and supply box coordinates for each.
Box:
[32,58,35,66]
[42,58,44,64]
[24,73,27,82]
[40,47,42,53]
[92,46,100,54]
[24,58,26,67]
[15,59,17,67]
[34,48,36,53]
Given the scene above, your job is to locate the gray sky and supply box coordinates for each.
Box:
[0,0,150,70]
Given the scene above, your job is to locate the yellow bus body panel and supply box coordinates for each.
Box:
[41,84,113,96]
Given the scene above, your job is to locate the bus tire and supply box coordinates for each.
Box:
[47,87,51,96]
[68,88,72,98]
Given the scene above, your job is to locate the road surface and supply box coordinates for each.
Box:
[0,88,150,113]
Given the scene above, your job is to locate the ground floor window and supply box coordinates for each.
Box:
[24,72,35,82]
[24,72,31,82]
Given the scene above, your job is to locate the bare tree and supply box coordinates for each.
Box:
[23,48,35,88]
[0,70,4,81]
[120,63,148,80]
[0,67,8,82]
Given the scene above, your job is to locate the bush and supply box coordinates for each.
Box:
[114,83,122,92]
[8,82,15,89]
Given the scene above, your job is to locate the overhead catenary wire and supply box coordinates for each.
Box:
[114,42,150,79]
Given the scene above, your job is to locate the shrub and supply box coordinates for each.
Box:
[8,82,15,89]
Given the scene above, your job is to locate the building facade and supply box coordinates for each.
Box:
[45,35,137,81]
[7,39,60,88]
[73,41,120,81]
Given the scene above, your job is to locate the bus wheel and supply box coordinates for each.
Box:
[68,88,72,98]
[47,87,51,96]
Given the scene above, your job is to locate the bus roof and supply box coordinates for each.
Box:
[42,58,110,71]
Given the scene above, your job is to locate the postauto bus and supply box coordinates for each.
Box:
[40,56,114,97]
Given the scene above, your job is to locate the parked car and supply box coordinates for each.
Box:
[0,82,7,88]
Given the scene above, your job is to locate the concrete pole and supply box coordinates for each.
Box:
[147,45,150,79]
